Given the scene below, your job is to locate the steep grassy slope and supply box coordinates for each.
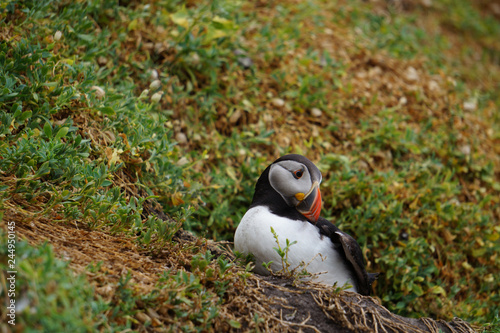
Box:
[0,0,499,331]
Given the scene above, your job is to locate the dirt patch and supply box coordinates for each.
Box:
[5,206,479,333]
[259,276,477,333]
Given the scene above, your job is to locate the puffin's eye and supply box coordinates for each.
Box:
[293,169,304,179]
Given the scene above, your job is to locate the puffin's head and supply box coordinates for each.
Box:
[268,154,322,222]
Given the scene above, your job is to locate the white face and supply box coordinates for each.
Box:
[268,160,316,207]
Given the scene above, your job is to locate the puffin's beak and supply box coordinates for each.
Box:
[296,182,322,223]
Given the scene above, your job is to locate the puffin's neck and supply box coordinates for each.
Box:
[250,166,309,222]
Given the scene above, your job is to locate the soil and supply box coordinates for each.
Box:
[5,206,479,333]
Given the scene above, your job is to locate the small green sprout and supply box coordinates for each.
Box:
[270,226,297,276]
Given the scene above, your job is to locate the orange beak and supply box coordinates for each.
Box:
[296,183,322,223]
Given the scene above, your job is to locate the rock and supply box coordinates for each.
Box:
[175,132,188,144]
[233,49,252,69]
[356,71,367,79]
[459,145,471,156]
[176,157,189,166]
[262,113,273,123]
[491,3,500,15]
[237,56,253,68]
[463,100,477,112]
[368,66,382,77]
[404,66,419,82]
[421,0,432,7]
[310,107,322,117]
[428,80,440,92]
[97,56,108,66]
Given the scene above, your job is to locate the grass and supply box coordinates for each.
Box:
[0,0,499,331]
[0,235,110,332]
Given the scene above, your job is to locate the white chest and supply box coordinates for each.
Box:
[234,206,356,292]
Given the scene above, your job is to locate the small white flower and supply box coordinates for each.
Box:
[149,79,161,90]
[149,69,159,81]
[463,100,477,112]
[54,30,63,41]
[151,91,163,103]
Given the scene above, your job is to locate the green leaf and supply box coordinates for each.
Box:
[472,247,487,258]
[228,320,241,329]
[212,16,235,30]
[99,106,115,116]
[431,285,447,296]
[101,180,112,187]
[76,33,94,42]
[128,18,138,31]
[170,7,190,29]
[54,127,69,140]
[413,284,424,296]
[43,122,53,138]
[204,26,229,43]
[35,161,51,177]
[19,110,32,122]
[10,102,22,114]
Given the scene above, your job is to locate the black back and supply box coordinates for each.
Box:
[316,217,379,296]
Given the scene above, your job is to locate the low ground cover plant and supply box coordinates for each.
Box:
[0,0,499,331]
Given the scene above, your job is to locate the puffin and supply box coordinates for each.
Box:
[234,154,379,295]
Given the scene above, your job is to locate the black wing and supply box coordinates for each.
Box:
[316,217,379,296]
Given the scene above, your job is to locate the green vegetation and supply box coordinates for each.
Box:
[0,235,107,332]
[269,226,298,277]
[0,0,499,331]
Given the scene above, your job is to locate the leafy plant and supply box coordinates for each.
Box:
[1,0,499,331]
[266,227,315,285]
[269,226,297,276]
